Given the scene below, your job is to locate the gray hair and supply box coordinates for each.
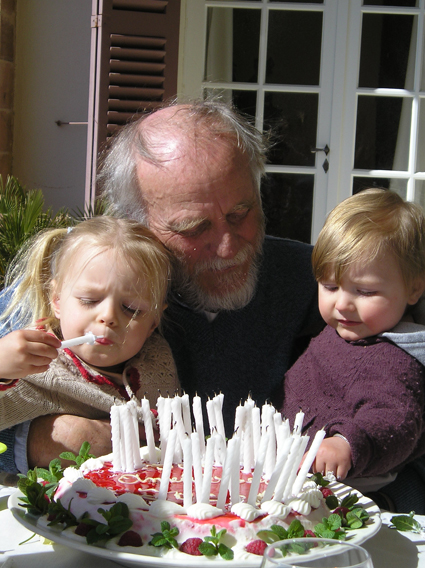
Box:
[98,98,269,224]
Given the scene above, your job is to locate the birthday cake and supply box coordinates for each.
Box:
[21,394,372,562]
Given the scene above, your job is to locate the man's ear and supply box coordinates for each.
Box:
[407,277,425,305]
[51,280,61,319]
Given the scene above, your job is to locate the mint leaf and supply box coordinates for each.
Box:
[390,512,422,533]
[149,521,179,549]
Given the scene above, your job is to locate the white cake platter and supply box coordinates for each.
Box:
[8,482,381,568]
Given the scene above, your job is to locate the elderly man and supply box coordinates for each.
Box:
[0,100,322,473]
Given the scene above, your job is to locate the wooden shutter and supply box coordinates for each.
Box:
[86,0,181,202]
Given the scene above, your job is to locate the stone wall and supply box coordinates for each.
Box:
[0,0,16,182]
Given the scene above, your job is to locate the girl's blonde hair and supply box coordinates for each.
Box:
[2,216,172,333]
[312,188,425,288]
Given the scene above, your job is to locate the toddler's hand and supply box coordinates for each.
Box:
[311,436,352,480]
[0,329,61,380]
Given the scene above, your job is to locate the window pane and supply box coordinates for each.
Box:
[261,173,314,244]
[205,8,261,84]
[264,92,318,166]
[269,0,323,3]
[414,181,425,209]
[353,177,408,198]
[354,96,411,170]
[359,14,416,89]
[266,10,322,85]
[363,1,417,6]
[203,88,257,119]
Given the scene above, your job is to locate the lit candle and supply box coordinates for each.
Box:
[200,435,216,503]
[216,437,236,510]
[191,431,203,502]
[247,430,269,506]
[291,429,326,495]
[192,395,205,456]
[182,435,193,510]
[158,426,177,500]
[142,398,156,464]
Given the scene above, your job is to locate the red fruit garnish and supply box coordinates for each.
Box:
[246,539,268,556]
[118,530,143,547]
[75,523,91,537]
[179,537,203,555]
[320,487,333,498]
[333,506,350,519]
[304,530,316,538]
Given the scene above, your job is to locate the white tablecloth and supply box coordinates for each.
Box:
[1,486,425,567]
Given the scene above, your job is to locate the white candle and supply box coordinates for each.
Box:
[293,410,305,436]
[142,398,156,464]
[191,431,203,502]
[216,437,236,510]
[158,426,177,500]
[128,399,143,469]
[252,406,261,462]
[171,396,186,444]
[121,404,136,471]
[213,395,226,441]
[182,435,193,510]
[160,397,172,463]
[283,435,309,501]
[110,404,122,471]
[181,393,192,434]
[273,435,304,502]
[247,431,269,506]
[243,403,254,473]
[192,395,205,456]
[233,403,245,436]
[229,435,241,505]
[200,435,215,503]
[206,399,217,436]
[291,429,326,495]
[261,436,293,502]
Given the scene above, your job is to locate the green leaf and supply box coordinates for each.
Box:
[256,530,281,544]
[218,543,234,560]
[287,520,305,539]
[326,495,339,510]
[198,542,217,556]
[390,512,422,533]
[310,472,330,487]
[340,494,359,509]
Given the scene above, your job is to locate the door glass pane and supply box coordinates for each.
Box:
[363,1,417,6]
[264,92,318,166]
[261,173,314,244]
[359,14,416,89]
[354,96,411,170]
[416,99,425,172]
[205,8,261,83]
[266,10,322,85]
[414,181,425,209]
[353,177,408,198]
[203,88,257,119]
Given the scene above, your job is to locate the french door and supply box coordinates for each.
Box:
[180,0,425,243]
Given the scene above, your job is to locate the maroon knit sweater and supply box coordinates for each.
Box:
[282,325,425,478]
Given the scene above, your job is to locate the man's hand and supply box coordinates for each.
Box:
[0,330,61,380]
[27,414,113,469]
[310,436,352,480]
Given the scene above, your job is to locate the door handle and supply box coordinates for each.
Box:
[310,144,330,155]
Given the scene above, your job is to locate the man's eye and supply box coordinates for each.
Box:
[227,209,250,224]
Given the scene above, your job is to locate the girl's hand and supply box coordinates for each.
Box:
[0,329,61,380]
[311,436,352,480]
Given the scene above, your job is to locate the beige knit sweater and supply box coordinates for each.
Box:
[0,332,179,430]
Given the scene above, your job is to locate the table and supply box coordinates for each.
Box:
[1,485,424,568]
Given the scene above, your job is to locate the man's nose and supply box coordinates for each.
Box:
[214,228,238,259]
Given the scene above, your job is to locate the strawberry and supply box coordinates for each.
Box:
[179,537,203,555]
[320,487,333,498]
[118,530,143,547]
[304,530,316,538]
[74,522,91,537]
[333,506,350,519]
[246,539,268,556]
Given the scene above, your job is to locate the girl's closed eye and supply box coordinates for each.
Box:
[79,298,100,307]
[122,304,142,317]
[357,289,377,297]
